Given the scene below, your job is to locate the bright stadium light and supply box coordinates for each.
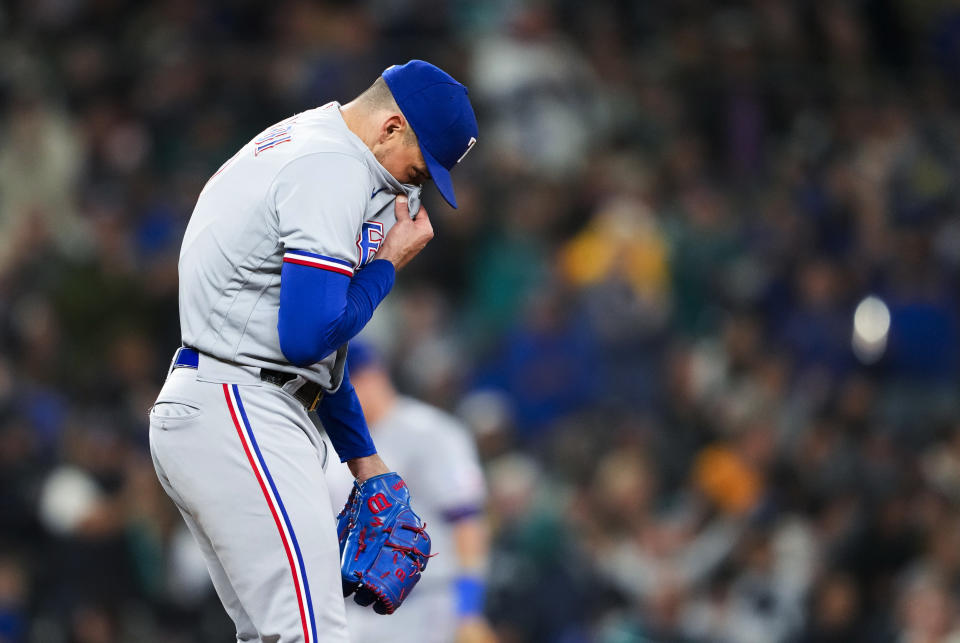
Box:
[852,295,891,364]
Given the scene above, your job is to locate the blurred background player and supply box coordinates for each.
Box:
[323,341,494,643]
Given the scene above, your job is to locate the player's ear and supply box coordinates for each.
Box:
[381,114,404,143]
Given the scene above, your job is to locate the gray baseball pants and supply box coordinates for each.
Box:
[149,358,350,642]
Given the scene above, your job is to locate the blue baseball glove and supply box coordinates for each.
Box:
[337,472,432,614]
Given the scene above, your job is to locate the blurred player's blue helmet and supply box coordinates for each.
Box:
[383,60,478,209]
[347,340,382,375]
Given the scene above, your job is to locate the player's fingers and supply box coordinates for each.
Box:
[353,585,377,607]
[413,204,429,225]
[413,206,434,238]
[342,577,359,598]
[394,195,409,223]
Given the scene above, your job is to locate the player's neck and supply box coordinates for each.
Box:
[338,101,378,151]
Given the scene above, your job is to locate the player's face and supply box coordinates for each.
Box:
[373,117,431,186]
[377,140,430,186]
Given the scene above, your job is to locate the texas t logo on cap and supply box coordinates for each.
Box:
[382,60,479,209]
[457,137,477,164]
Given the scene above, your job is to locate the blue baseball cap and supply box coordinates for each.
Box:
[382,60,478,209]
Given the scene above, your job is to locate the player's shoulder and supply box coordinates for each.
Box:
[268,104,369,170]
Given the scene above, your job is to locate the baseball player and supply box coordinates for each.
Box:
[323,342,493,643]
[148,60,478,642]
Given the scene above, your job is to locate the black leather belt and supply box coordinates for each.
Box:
[172,347,324,411]
[259,368,324,411]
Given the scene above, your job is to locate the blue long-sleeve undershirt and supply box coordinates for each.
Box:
[277,258,394,460]
[278,258,395,367]
[315,367,375,461]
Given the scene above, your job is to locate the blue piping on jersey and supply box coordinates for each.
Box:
[232,385,319,642]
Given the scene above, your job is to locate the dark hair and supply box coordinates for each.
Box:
[356,77,417,144]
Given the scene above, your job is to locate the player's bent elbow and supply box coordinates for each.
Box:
[281,349,317,368]
[279,343,316,367]
[278,327,327,367]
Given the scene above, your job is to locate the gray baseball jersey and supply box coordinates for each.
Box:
[179,102,421,390]
[324,397,487,642]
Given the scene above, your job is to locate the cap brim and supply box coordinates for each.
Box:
[421,146,457,209]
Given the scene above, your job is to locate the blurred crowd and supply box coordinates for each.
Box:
[2,0,960,641]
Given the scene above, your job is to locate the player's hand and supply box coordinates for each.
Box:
[375,195,433,270]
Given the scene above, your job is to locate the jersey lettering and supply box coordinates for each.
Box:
[254,124,294,156]
[357,221,384,265]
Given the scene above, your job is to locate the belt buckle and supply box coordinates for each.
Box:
[306,389,322,412]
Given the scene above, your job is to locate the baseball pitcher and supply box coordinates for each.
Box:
[148,60,478,642]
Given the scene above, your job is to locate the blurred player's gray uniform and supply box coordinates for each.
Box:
[150,103,419,643]
[324,397,486,643]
